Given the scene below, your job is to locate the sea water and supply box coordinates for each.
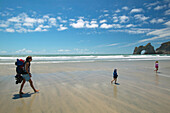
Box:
[0,54,170,64]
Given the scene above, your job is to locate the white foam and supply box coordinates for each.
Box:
[0,55,170,64]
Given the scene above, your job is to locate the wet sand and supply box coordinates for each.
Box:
[0,61,170,113]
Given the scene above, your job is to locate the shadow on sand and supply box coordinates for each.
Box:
[111,83,120,85]
[12,92,34,99]
[115,83,120,85]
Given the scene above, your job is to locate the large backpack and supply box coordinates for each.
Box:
[15,59,27,74]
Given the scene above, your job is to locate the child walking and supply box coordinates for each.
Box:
[111,69,118,84]
[155,61,159,73]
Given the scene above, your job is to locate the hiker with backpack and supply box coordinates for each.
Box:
[19,56,39,97]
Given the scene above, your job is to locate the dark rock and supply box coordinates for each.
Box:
[156,41,170,54]
[133,43,156,54]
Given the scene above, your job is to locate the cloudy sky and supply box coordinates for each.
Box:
[0,0,170,54]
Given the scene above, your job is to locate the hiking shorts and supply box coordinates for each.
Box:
[22,74,30,81]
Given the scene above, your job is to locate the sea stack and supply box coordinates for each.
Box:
[133,43,155,54]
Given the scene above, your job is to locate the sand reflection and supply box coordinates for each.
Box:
[155,73,159,85]
[113,85,117,98]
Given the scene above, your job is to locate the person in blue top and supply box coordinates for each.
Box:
[111,69,118,84]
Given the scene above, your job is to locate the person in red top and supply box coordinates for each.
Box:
[154,61,159,73]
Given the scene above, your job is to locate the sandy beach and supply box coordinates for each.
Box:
[0,60,170,113]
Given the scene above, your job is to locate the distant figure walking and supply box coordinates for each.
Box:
[111,69,118,84]
[155,61,159,73]
[19,56,39,97]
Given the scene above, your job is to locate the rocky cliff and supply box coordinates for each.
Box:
[156,41,170,54]
[133,43,155,54]
[133,41,170,54]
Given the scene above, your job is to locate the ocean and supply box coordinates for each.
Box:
[0,54,170,64]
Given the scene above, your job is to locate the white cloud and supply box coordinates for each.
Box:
[13,23,21,29]
[126,24,136,28]
[8,13,28,23]
[112,24,123,28]
[39,25,51,28]
[57,49,70,52]
[43,15,50,19]
[119,15,129,23]
[86,23,98,28]
[69,19,75,21]
[138,22,170,43]
[6,28,15,32]
[16,48,32,53]
[7,13,47,30]
[61,20,67,23]
[0,12,11,17]
[1,12,72,33]
[130,8,143,13]
[113,16,118,22]
[154,5,166,10]
[91,20,97,24]
[122,6,129,10]
[25,17,37,23]
[109,28,152,34]
[16,28,28,33]
[150,18,164,24]
[103,10,109,12]
[8,17,20,22]
[104,14,109,17]
[157,19,164,23]
[164,21,170,26]
[49,18,57,26]
[100,19,107,23]
[57,24,68,31]
[115,9,121,13]
[165,9,170,15]
[106,43,119,46]
[37,19,45,23]
[73,48,93,54]
[134,14,149,21]
[70,18,85,28]
[57,16,67,23]
[100,23,113,29]
[0,23,9,27]
[57,16,62,20]
[23,22,34,27]
[146,1,160,7]
[34,26,48,32]
[6,8,14,10]
[32,25,49,32]
[139,28,170,43]
[144,1,160,9]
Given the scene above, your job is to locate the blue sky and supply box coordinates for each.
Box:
[0,0,170,54]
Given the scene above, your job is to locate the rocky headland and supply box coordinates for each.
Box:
[133,41,170,54]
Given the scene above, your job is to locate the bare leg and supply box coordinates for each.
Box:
[111,78,114,83]
[111,78,116,83]
[114,78,117,84]
[19,79,26,97]
[156,68,158,73]
[29,79,39,93]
